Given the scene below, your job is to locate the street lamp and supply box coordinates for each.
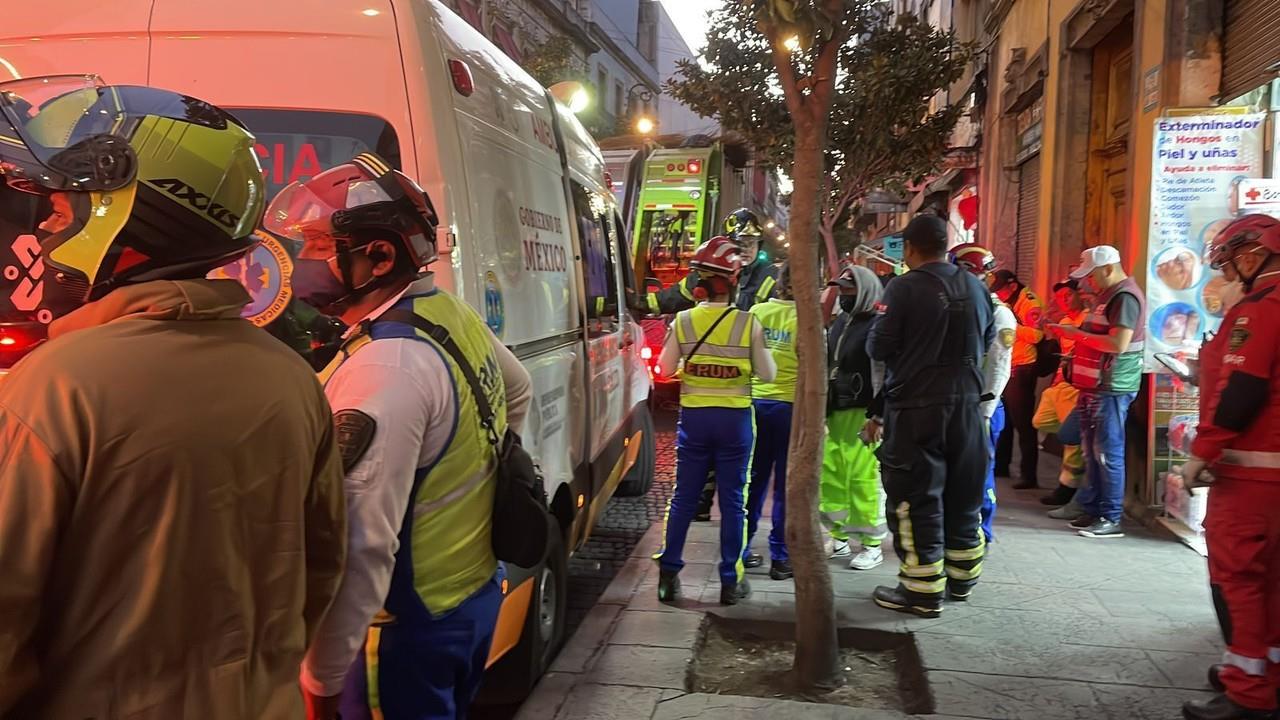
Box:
[627,82,656,135]
[549,81,591,114]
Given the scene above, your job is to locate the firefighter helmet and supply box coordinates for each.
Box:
[1209,214,1280,270]
[0,75,265,307]
[951,242,997,277]
[689,236,744,279]
[722,207,763,240]
[265,153,439,270]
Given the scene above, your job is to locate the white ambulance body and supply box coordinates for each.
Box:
[0,0,655,698]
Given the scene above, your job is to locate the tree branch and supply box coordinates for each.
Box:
[770,41,805,116]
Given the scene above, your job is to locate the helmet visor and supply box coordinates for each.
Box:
[0,75,237,193]
[265,176,395,245]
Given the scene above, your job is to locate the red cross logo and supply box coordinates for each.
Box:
[1246,187,1262,202]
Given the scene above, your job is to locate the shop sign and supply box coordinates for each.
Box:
[1014,97,1044,163]
[1235,178,1280,217]
[1145,111,1266,370]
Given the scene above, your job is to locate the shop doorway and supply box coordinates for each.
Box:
[1084,17,1135,260]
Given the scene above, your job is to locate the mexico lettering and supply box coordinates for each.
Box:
[520,207,567,272]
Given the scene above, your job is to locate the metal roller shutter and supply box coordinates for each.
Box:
[1015,156,1041,283]
[1222,0,1280,102]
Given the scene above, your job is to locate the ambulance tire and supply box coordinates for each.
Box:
[617,405,656,497]
[484,516,568,702]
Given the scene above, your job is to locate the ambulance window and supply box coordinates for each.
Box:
[572,181,618,328]
[228,109,402,200]
[614,211,639,310]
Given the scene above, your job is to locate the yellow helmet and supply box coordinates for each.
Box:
[0,75,265,311]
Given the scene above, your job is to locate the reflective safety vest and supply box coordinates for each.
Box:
[674,304,755,409]
[750,299,798,402]
[319,289,502,615]
[1068,277,1146,394]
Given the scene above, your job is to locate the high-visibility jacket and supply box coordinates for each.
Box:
[1008,286,1046,367]
[1067,277,1145,394]
[319,290,502,615]
[647,260,779,315]
[750,299,798,402]
[1192,275,1280,481]
[674,304,756,408]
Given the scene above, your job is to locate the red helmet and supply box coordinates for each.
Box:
[1209,214,1280,269]
[265,153,439,268]
[689,236,745,279]
[951,242,997,277]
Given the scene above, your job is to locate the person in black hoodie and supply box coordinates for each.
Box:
[820,266,889,571]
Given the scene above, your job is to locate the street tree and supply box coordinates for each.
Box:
[666,1,969,693]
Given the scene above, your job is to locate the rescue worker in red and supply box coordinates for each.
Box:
[1180,214,1280,720]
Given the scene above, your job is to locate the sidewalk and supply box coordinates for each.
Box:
[516,478,1220,720]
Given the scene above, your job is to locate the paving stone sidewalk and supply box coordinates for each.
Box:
[515,474,1220,720]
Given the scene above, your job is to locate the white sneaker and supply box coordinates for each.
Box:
[848,545,883,570]
[828,538,852,558]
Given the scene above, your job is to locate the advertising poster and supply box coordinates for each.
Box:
[1146,112,1266,370]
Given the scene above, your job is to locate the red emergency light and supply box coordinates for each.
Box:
[448,59,475,97]
[0,323,44,369]
[687,159,701,174]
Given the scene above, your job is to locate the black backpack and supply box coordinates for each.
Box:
[378,309,550,569]
[1034,336,1063,377]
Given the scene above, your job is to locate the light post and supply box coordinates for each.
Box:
[627,82,656,135]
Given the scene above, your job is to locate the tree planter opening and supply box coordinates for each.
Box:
[686,614,934,714]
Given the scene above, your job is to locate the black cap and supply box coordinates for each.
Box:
[1052,277,1079,292]
[989,269,1019,293]
[902,214,948,253]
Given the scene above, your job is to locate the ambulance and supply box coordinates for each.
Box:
[0,0,656,700]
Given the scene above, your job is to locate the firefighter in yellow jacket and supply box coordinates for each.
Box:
[656,236,777,605]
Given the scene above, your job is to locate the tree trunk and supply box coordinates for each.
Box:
[785,113,842,693]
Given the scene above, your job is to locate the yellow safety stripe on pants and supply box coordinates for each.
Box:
[734,410,758,584]
[899,560,943,578]
[1223,651,1268,676]
[365,625,384,719]
[895,501,920,569]
[901,577,947,595]
[945,562,983,581]
[944,542,986,562]
[756,275,776,302]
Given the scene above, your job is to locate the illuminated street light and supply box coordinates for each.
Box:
[765,220,776,229]
[362,8,381,15]
[549,81,591,114]
[782,36,801,52]
[776,232,786,241]
[635,116,656,135]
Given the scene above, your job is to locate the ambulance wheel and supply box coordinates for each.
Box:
[617,405,656,497]
[484,517,568,702]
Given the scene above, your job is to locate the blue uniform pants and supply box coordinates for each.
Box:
[744,399,792,563]
[982,402,1006,543]
[1075,392,1137,523]
[339,569,504,720]
[660,406,755,587]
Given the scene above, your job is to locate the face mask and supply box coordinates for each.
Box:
[291,258,349,310]
[839,295,858,313]
[1218,280,1246,312]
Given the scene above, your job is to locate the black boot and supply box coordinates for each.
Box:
[694,477,715,521]
[872,585,942,618]
[769,559,793,580]
[947,583,973,602]
[657,570,681,603]
[1040,484,1076,506]
[742,553,764,569]
[1182,693,1275,720]
[720,578,752,605]
[1012,476,1040,490]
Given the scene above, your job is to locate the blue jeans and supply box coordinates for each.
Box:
[744,399,792,562]
[1074,392,1137,523]
[981,402,1006,543]
[660,406,755,586]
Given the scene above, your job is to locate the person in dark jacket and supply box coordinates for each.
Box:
[867,214,995,618]
[820,266,888,571]
[646,208,779,315]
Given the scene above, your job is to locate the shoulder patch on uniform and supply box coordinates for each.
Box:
[999,328,1016,348]
[1024,307,1044,326]
[334,410,377,473]
[1228,326,1251,352]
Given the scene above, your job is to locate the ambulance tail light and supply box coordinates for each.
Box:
[0,322,45,370]
[448,59,475,97]
[687,159,701,175]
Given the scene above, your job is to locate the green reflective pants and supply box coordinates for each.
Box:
[820,407,887,547]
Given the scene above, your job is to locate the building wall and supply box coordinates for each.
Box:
[650,0,718,136]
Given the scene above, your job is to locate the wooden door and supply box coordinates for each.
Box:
[1084,18,1134,257]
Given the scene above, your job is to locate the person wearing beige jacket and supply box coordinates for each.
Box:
[0,78,346,719]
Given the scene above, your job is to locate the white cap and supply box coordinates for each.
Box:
[1070,245,1122,279]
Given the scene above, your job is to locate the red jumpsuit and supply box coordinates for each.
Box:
[1192,274,1280,711]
